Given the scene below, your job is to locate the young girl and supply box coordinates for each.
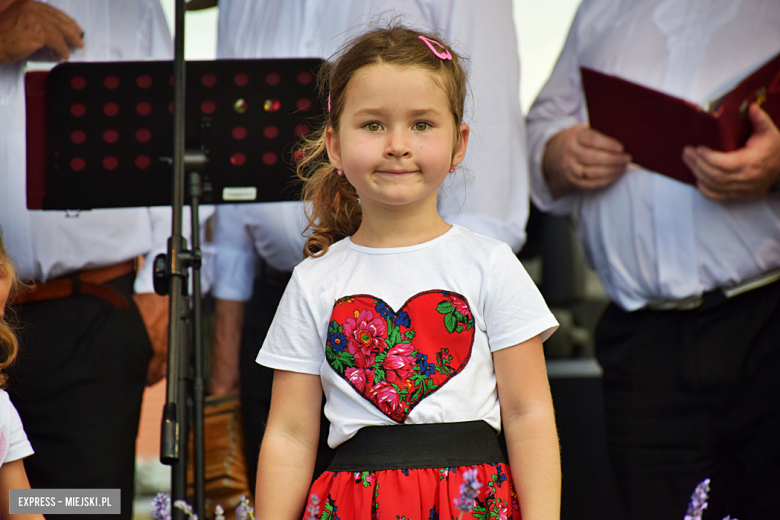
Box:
[0,235,44,520]
[255,25,560,520]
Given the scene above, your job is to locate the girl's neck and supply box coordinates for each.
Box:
[350,206,451,248]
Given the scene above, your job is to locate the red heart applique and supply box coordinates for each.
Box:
[326,290,475,422]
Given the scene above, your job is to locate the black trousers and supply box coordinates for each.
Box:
[7,272,152,520]
[239,260,334,492]
[595,280,780,520]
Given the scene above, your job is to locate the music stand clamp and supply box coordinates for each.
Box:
[25,44,325,518]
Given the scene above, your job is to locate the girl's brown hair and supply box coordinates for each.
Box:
[297,22,468,257]
[0,233,19,387]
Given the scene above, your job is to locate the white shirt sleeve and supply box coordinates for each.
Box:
[483,244,559,350]
[0,391,33,465]
[256,270,324,375]
[434,0,531,252]
[211,205,259,302]
[525,2,589,217]
[139,0,174,60]
[241,202,308,273]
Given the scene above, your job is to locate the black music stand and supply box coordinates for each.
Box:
[25,51,324,519]
[26,58,323,210]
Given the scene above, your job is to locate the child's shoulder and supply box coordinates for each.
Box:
[452,225,510,248]
[0,389,12,410]
[447,225,517,261]
[290,238,351,279]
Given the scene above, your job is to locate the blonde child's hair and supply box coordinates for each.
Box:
[296,22,468,257]
[0,233,19,388]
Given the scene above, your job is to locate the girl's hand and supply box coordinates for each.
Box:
[0,458,46,519]
[494,336,561,520]
[255,370,322,520]
[542,123,632,198]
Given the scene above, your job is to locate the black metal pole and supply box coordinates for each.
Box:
[161,0,188,518]
[189,170,206,520]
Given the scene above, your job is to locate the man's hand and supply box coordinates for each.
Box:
[542,123,632,198]
[133,292,170,386]
[683,103,780,201]
[209,299,247,397]
[0,0,83,63]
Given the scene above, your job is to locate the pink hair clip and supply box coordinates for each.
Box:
[328,93,331,113]
[418,36,452,61]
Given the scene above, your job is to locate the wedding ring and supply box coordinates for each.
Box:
[581,164,589,179]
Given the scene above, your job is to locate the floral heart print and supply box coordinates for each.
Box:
[325,290,475,422]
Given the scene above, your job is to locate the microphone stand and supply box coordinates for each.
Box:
[154,1,206,518]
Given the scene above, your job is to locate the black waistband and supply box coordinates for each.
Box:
[327,421,506,472]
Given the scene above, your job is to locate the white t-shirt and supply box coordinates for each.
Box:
[0,390,33,468]
[257,225,558,448]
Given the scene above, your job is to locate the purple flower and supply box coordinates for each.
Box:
[150,494,264,520]
[151,493,171,520]
[304,494,320,520]
[236,495,255,520]
[453,467,482,513]
[684,479,710,520]
[683,479,739,520]
[173,500,197,520]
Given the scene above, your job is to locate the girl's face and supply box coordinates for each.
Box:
[326,64,468,215]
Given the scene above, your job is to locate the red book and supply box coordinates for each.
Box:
[581,51,780,185]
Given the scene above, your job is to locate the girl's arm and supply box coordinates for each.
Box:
[255,369,323,520]
[0,458,45,519]
[494,335,561,520]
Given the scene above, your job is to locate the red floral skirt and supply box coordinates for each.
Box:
[304,462,518,520]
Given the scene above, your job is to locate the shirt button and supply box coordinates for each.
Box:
[0,96,9,106]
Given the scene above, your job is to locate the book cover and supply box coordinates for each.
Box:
[581,51,780,186]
